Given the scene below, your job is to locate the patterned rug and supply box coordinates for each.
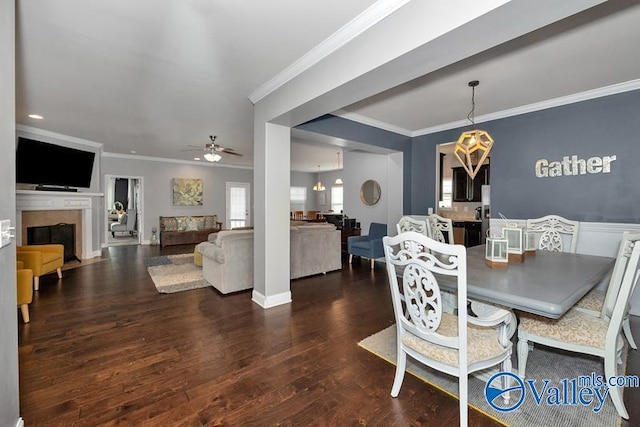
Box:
[358,325,626,427]
[145,254,211,294]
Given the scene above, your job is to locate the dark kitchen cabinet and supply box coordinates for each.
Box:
[452,164,490,202]
[452,221,482,247]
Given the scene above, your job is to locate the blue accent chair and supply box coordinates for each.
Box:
[348,222,387,269]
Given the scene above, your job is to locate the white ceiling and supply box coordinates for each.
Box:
[15,1,640,172]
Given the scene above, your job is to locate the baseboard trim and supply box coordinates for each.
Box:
[252,290,292,309]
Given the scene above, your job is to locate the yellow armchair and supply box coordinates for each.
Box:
[17,261,34,323]
[16,244,64,291]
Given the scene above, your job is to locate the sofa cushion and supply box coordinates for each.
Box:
[203,215,219,229]
[296,224,336,231]
[214,230,254,247]
[176,216,190,231]
[118,213,128,224]
[162,217,178,231]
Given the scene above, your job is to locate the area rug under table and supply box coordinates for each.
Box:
[359,325,625,427]
[145,253,211,294]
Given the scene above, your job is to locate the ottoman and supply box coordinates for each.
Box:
[194,246,203,266]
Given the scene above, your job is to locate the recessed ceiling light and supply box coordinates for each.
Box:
[28,114,43,120]
[194,157,201,161]
[130,150,137,154]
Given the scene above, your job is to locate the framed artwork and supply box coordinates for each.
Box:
[172,178,203,206]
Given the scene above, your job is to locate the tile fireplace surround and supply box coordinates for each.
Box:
[16,190,103,260]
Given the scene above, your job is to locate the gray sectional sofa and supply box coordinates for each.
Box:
[197,224,342,294]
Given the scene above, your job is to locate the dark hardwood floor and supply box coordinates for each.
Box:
[17,244,640,426]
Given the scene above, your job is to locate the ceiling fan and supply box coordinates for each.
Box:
[184,135,243,162]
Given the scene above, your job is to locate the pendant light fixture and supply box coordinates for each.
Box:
[313,165,325,191]
[334,151,343,185]
[453,80,493,179]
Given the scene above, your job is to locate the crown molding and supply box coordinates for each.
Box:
[413,78,640,136]
[331,109,413,136]
[101,152,254,170]
[248,0,411,104]
[333,78,640,138]
[16,124,103,148]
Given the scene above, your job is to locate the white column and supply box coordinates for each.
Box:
[252,121,292,308]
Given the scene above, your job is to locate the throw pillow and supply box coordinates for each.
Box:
[176,216,189,231]
[118,213,128,224]
[186,218,199,231]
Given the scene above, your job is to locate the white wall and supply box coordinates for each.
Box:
[0,1,20,425]
[343,151,402,235]
[102,155,253,244]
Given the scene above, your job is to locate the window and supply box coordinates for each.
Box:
[331,186,343,213]
[290,186,306,212]
[439,178,452,208]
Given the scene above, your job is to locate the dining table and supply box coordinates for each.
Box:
[436,244,615,319]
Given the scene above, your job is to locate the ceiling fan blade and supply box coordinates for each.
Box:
[219,148,243,156]
[180,147,203,152]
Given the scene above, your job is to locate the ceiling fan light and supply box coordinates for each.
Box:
[204,152,222,162]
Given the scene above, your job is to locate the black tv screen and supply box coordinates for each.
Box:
[16,137,96,189]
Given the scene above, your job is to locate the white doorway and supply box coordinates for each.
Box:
[226,182,250,229]
[104,175,144,246]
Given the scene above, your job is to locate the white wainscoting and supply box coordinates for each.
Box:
[491,218,640,315]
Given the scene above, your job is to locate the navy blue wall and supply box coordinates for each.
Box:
[411,89,640,222]
[297,90,640,223]
[296,115,412,213]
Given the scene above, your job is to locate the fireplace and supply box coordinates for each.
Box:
[27,223,80,262]
[16,190,100,260]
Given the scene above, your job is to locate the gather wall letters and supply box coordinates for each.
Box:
[535,154,616,178]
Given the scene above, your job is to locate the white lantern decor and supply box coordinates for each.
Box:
[524,229,537,256]
[503,223,525,263]
[485,232,508,268]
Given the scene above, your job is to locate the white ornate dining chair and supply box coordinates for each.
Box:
[517,231,640,420]
[427,214,454,244]
[526,214,579,253]
[572,236,637,349]
[526,215,636,348]
[396,216,428,236]
[383,232,513,427]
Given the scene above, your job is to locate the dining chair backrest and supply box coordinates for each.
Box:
[383,231,512,427]
[526,214,579,253]
[396,216,428,236]
[427,214,454,244]
[602,231,640,320]
[383,231,468,355]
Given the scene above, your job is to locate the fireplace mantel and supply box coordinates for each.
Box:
[16,190,104,259]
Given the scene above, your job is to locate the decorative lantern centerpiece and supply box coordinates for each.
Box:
[524,229,537,256]
[503,222,525,263]
[485,230,508,268]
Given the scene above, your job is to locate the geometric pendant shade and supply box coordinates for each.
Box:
[453,129,493,179]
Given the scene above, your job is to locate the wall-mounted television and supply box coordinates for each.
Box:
[16,137,96,189]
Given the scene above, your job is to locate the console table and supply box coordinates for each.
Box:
[341,228,360,254]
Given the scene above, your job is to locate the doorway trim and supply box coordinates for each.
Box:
[103,174,144,247]
[225,181,251,229]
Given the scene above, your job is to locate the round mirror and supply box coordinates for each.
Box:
[360,179,381,206]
